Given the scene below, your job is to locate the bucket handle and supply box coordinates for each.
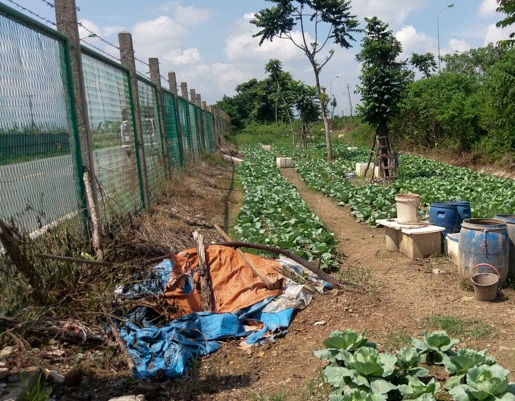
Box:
[470,263,500,277]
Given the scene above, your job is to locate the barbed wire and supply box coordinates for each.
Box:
[39,0,54,8]
[81,39,121,62]
[6,0,56,26]
[77,21,119,50]
[38,0,80,11]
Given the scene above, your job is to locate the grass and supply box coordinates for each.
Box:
[425,314,496,340]
[383,328,413,351]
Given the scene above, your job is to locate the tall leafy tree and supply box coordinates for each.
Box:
[410,52,437,78]
[497,0,515,47]
[251,0,360,160]
[355,17,411,177]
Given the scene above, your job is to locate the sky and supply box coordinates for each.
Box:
[7,0,513,116]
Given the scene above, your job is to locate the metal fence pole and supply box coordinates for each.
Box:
[54,0,103,260]
[148,58,170,177]
[118,32,151,209]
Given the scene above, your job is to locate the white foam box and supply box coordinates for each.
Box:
[355,162,380,177]
[262,144,272,151]
[445,233,460,268]
[276,157,294,168]
[399,226,444,259]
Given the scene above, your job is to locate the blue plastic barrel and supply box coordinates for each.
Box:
[494,215,515,280]
[429,202,459,236]
[455,201,471,229]
[459,218,509,288]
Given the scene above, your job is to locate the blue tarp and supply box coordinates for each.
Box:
[116,259,296,378]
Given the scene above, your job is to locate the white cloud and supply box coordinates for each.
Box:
[133,16,187,46]
[78,19,102,39]
[162,48,202,65]
[395,25,434,56]
[479,0,498,18]
[447,39,471,54]
[172,5,211,25]
[484,23,513,45]
[352,0,430,29]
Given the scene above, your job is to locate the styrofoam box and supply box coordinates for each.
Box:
[355,162,380,177]
[276,157,294,168]
[446,233,460,268]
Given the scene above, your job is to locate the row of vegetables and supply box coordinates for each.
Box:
[234,145,338,268]
[234,144,515,400]
[317,329,515,401]
[275,143,515,225]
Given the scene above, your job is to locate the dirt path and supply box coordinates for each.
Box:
[186,165,515,401]
[279,167,515,365]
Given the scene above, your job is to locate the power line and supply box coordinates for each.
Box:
[5,0,56,26]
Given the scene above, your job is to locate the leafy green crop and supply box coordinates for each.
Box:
[411,330,459,365]
[449,365,515,401]
[316,329,513,401]
[235,145,338,268]
[275,142,515,226]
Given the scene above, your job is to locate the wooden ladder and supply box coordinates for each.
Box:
[365,134,397,181]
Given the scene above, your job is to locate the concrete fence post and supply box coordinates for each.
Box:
[168,72,185,167]
[148,57,170,177]
[54,0,103,260]
[181,82,188,101]
[118,31,151,209]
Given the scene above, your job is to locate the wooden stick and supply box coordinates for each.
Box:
[212,240,341,289]
[0,315,104,343]
[193,231,215,311]
[213,224,275,290]
[108,317,136,372]
[33,253,112,267]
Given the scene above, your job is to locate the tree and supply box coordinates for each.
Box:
[355,17,411,178]
[442,44,505,78]
[291,80,320,147]
[264,59,295,137]
[410,52,437,78]
[251,0,359,160]
[496,0,515,48]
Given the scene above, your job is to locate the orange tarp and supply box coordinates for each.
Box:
[163,245,285,318]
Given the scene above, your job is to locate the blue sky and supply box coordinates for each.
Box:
[7,0,512,115]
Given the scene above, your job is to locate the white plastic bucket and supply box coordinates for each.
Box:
[395,193,420,224]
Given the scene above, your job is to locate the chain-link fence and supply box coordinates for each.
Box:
[0,3,84,237]
[0,1,229,249]
[82,50,144,217]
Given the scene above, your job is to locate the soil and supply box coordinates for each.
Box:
[2,147,515,401]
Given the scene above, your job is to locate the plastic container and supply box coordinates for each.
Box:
[494,215,515,280]
[470,263,500,302]
[459,218,509,288]
[445,233,460,268]
[429,202,459,236]
[395,193,420,224]
[455,201,471,228]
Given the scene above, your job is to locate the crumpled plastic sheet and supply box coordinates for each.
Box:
[115,257,321,379]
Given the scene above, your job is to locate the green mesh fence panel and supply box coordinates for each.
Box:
[137,78,165,201]
[178,97,192,159]
[201,110,210,151]
[188,103,200,156]
[0,6,82,237]
[206,112,215,151]
[82,52,143,216]
[162,90,182,169]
